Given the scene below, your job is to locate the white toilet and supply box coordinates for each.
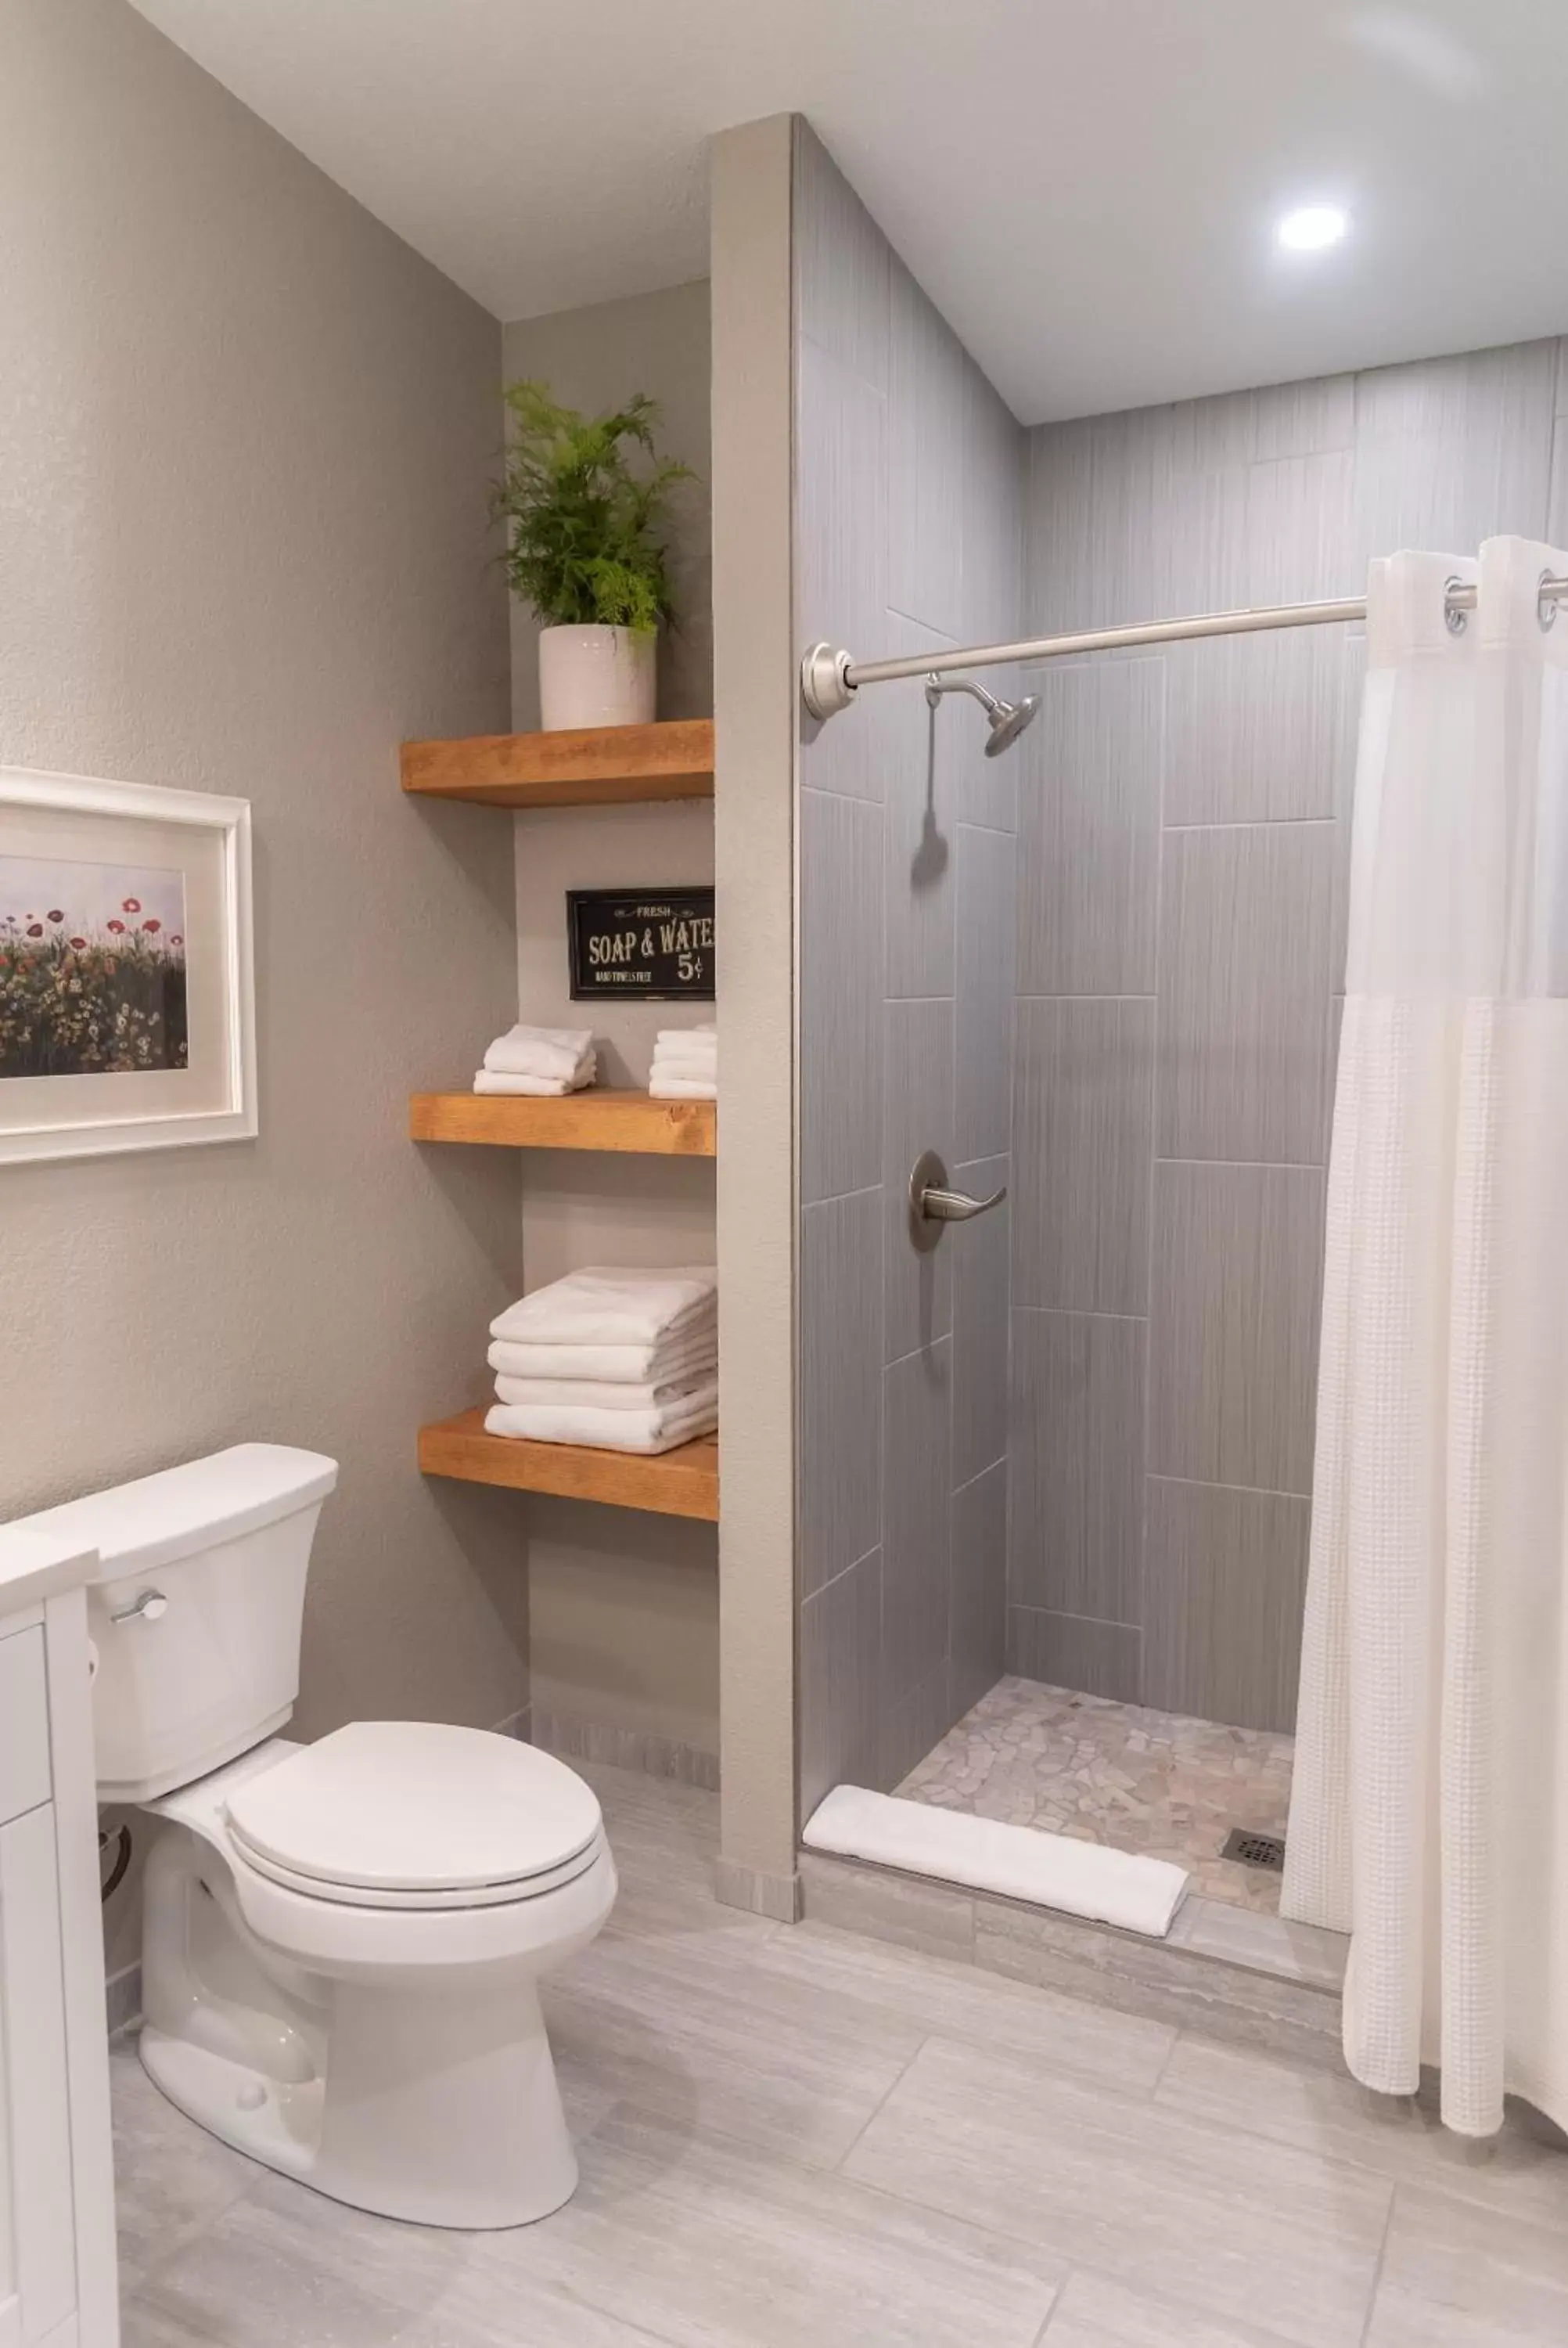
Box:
[31,1442,616,2231]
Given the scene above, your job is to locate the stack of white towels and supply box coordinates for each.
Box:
[484,1266,717,1454]
[649,1023,716,1100]
[474,1024,596,1097]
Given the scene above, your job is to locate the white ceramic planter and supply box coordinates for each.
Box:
[538,625,656,732]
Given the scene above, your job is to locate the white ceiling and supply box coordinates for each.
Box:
[131,0,1567,424]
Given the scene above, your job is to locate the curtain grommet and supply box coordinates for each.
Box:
[1539,571,1559,632]
[1444,576,1469,636]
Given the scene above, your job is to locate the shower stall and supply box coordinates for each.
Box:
[791,121,1565,1932]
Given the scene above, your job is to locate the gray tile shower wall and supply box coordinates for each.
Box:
[794,121,1026,1814]
[1012,333,1566,1731]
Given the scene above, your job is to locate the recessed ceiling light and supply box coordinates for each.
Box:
[1277,205,1349,253]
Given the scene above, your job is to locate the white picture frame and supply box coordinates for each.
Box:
[0,766,256,1165]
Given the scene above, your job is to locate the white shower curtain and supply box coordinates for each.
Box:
[1283,535,1568,2139]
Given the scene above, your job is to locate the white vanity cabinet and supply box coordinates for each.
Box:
[0,1533,119,2348]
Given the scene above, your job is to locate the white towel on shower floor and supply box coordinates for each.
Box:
[493,1373,718,1416]
[803,1785,1189,1939]
[490,1266,717,1350]
[487,1334,714,1385]
[483,1395,717,1453]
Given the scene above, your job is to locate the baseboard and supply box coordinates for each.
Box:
[714,1855,802,1923]
[106,1960,142,2040]
[529,1705,720,1794]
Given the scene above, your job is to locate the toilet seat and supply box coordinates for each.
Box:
[221,1720,604,1911]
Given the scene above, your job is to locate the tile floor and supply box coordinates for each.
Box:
[897,1676,1296,1912]
[117,1761,1568,2347]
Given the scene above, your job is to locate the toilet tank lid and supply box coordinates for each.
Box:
[16,1444,339,1579]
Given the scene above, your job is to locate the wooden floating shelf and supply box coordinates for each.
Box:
[410,1089,715,1157]
[400,718,714,810]
[419,1409,719,1522]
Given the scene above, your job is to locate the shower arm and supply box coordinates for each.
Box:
[799,574,1568,722]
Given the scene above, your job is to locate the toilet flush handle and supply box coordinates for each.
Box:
[109,1588,168,1625]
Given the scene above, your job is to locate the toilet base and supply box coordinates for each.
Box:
[141,1967,579,2230]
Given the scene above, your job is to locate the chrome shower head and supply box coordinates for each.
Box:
[983,692,1040,756]
[924,672,1039,756]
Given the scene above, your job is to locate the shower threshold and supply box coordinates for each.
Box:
[797,1678,1347,2036]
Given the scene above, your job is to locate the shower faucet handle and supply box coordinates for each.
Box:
[908,1150,1008,1252]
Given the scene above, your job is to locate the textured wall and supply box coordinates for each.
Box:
[794,124,1026,1816]
[0,0,527,1836]
[1014,336,1567,1730]
[501,288,718,1774]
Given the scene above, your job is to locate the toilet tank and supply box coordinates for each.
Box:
[17,1445,338,1802]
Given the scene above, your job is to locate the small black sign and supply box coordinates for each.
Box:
[566,886,715,1001]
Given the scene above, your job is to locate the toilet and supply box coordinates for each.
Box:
[29,1442,616,2231]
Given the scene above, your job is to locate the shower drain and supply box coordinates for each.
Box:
[1221,1828,1286,1873]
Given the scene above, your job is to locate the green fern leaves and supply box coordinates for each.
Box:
[491,382,692,633]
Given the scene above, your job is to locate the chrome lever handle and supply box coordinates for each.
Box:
[908,1150,1008,1252]
[922,1179,1008,1223]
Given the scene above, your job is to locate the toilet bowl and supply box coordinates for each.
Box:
[20,1444,615,2230]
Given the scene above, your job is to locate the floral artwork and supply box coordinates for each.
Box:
[0,855,189,1078]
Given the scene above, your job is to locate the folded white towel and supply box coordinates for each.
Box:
[488,1334,715,1384]
[474,1055,596,1098]
[494,1372,718,1414]
[649,1075,717,1100]
[656,1024,715,1044]
[483,1023,595,1082]
[651,1052,717,1080]
[484,1393,717,1453]
[490,1266,717,1349]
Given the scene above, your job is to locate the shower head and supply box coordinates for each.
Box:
[924,672,1040,756]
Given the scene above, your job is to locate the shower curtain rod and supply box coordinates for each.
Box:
[799,574,1568,721]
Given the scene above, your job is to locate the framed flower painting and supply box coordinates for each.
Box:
[0,768,255,1164]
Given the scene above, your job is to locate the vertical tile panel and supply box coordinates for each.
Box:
[1163,630,1359,826]
[950,1460,1007,1720]
[1352,340,1557,567]
[1243,449,1357,604]
[1156,822,1335,1166]
[951,1151,1010,1485]
[1009,1309,1146,1627]
[1018,658,1163,995]
[1148,1161,1326,1495]
[1142,1479,1310,1733]
[796,334,888,666]
[1025,416,1096,635]
[800,787,885,1202]
[962,364,1027,652]
[792,122,889,394]
[955,824,1016,1163]
[888,260,967,639]
[799,1547,883,1817]
[1007,1608,1142,1702]
[1013,997,1154,1314]
[1252,375,1355,463]
[884,998,955,1367]
[881,1335,953,1716]
[881,614,958,999]
[881,1660,957,1791]
[800,1187,883,1595]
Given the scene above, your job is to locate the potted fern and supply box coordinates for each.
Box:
[492,381,692,731]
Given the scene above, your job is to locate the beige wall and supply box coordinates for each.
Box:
[501,286,719,1767]
[0,0,528,1979]
[710,117,800,1907]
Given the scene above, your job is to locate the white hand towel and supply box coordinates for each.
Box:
[474,1056,596,1098]
[494,1372,718,1414]
[490,1266,717,1349]
[656,1023,715,1042]
[483,1023,595,1082]
[651,1050,717,1079]
[488,1334,715,1384]
[484,1394,717,1453]
[649,1075,717,1100]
